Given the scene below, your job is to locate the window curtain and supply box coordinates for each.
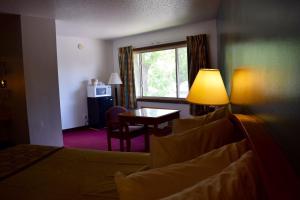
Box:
[118,46,137,109]
[187,34,211,115]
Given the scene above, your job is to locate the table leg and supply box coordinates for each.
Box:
[126,138,131,152]
[144,125,149,152]
[120,137,124,152]
[154,124,159,134]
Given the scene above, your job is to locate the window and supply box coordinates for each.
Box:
[133,45,188,99]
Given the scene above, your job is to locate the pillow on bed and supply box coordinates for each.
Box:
[161,151,259,200]
[114,139,249,200]
[172,106,230,134]
[151,118,236,168]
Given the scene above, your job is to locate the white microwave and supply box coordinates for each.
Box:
[87,85,112,97]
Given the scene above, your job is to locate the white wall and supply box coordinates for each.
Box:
[112,20,217,117]
[57,36,113,129]
[113,20,218,71]
[21,16,63,146]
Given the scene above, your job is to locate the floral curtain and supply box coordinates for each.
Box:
[118,46,137,109]
[187,34,211,115]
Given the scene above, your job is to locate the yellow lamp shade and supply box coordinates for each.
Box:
[186,69,229,106]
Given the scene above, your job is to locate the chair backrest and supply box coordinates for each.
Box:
[105,106,127,130]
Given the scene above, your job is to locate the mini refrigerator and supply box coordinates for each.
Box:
[87,96,113,129]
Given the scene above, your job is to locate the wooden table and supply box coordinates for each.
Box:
[118,108,180,151]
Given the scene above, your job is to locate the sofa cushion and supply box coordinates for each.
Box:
[114,139,249,200]
[161,151,259,200]
[151,118,236,168]
[173,106,230,134]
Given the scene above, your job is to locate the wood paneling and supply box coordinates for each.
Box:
[218,0,300,175]
[0,13,29,145]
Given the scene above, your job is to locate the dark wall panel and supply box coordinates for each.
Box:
[218,0,300,175]
[0,13,29,144]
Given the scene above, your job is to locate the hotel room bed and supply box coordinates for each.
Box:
[0,114,299,200]
[0,145,149,200]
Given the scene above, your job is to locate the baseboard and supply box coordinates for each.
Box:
[62,126,89,133]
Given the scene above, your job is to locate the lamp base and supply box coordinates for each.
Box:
[191,104,215,116]
[204,105,216,113]
[114,87,118,106]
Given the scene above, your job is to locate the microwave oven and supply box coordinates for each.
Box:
[87,85,112,97]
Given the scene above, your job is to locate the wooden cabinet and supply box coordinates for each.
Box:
[0,88,12,149]
[0,112,12,149]
[87,97,114,129]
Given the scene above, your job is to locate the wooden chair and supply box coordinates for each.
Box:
[105,106,147,152]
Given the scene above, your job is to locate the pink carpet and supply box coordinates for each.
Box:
[63,128,147,152]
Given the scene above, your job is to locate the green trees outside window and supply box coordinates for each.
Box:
[134,46,188,99]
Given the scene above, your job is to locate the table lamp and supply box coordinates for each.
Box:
[108,72,123,105]
[186,69,229,112]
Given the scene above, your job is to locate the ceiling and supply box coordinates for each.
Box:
[0,0,220,39]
